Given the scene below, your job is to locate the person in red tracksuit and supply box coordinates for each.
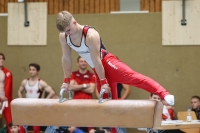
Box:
[70,56,96,132]
[0,53,12,133]
[70,56,96,100]
[56,11,175,133]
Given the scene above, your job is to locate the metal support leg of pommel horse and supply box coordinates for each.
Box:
[147,128,160,133]
[11,88,163,133]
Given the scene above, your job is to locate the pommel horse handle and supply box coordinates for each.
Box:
[59,88,112,103]
[59,88,72,103]
[98,88,112,104]
[0,100,8,115]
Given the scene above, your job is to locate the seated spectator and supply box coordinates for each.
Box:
[18,63,55,133]
[191,95,200,120]
[149,93,174,120]
[69,56,95,132]
[9,122,20,133]
[67,127,85,133]
[149,94,184,133]
[44,126,84,133]
[89,128,111,133]
[138,94,176,132]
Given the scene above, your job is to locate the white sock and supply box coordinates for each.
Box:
[164,95,175,106]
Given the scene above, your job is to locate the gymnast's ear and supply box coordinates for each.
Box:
[73,20,77,25]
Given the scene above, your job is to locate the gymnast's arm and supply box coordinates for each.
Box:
[95,87,100,98]
[40,80,55,99]
[121,84,131,99]
[69,79,95,94]
[18,79,26,98]
[86,29,105,79]
[59,32,72,81]
[86,29,110,92]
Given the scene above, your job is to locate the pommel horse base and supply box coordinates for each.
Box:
[11,89,163,133]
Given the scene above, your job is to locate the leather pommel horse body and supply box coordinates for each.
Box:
[11,98,163,128]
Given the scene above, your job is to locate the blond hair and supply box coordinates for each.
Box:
[56,11,73,32]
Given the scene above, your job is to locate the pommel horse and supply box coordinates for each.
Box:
[11,89,163,133]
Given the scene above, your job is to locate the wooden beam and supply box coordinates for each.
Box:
[68,0,74,13]
[110,0,115,12]
[99,0,105,13]
[149,0,155,12]
[79,0,84,13]
[53,0,58,14]
[115,0,120,11]
[105,0,109,13]
[0,0,5,13]
[58,0,63,13]
[63,0,69,13]
[144,0,150,11]
[155,0,161,12]
[84,0,89,14]
[74,0,79,14]
[5,0,8,13]
[89,0,94,13]
[48,0,53,14]
[94,0,99,13]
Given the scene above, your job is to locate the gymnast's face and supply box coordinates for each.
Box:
[0,55,4,67]
[64,19,77,36]
[10,125,19,133]
[191,98,200,110]
[150,94,161,101]
[78,57,87,70]
[29,66,39,77]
